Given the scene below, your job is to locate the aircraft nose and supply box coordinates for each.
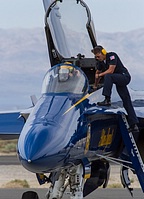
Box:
[18,122,68,169]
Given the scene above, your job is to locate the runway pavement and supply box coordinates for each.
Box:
[0,156,142,198]
[0,188,143,199]
[0,155,20,165]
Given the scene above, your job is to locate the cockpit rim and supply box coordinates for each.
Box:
[42,63,90,95]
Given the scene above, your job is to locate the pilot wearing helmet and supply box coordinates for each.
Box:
[58,63,80,82]
[58,64,73,82]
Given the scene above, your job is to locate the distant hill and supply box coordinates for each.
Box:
[0,28,49,109]
[0,28,144,109]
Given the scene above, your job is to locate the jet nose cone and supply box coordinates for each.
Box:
[18,123,68,161]
[18,123,69,173]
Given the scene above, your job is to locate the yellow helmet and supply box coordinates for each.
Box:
[60,62,74,73]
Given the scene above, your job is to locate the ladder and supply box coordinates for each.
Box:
[118,111,144,192]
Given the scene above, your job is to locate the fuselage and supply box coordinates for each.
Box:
[18,64,88,172]
[17,64,123,173]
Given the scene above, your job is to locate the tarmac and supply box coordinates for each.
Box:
[0,155,142,199]
[0,164,141,188]
[0,188,143,199]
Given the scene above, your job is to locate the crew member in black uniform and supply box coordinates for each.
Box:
[91,45,139,132]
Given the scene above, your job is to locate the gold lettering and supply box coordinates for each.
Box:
[98,128,113,147]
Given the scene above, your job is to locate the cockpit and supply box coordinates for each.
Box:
[42,64,89,95]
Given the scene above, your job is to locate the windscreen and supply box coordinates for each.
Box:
[42,64,89,94]
[47,0,94,58]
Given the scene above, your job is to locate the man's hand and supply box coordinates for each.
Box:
[95,73,99,79]
[89,85,97,93]
[93,85,97,91]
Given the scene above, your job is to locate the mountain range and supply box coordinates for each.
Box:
[0,28,144,110]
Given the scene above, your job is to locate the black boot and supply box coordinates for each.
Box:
[97,96,111,106]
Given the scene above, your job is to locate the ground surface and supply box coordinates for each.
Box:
[0,165,140,188]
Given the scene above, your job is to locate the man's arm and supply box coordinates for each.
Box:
[98,65,116,77]
[93,65,116,90]
[93,70,101,90]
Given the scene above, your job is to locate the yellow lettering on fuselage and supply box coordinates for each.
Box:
[98,128,114,147]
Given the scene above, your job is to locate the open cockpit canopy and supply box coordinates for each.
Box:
[45,0,96,59]
[44,0,98,85]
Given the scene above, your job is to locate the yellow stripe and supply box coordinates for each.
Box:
[63,93,93,115]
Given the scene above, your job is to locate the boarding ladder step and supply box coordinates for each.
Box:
[118,111,144,192]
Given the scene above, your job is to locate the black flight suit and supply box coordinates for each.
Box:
[97,52,138,126]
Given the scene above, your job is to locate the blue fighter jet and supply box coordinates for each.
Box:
[1,1,144,199]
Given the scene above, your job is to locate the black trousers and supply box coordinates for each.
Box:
[102,73,138,126]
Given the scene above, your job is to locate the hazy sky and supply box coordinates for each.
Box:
[0,0,144,109]
[0,0,144,32]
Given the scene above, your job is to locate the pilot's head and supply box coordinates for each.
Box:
[58,64,74,82]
